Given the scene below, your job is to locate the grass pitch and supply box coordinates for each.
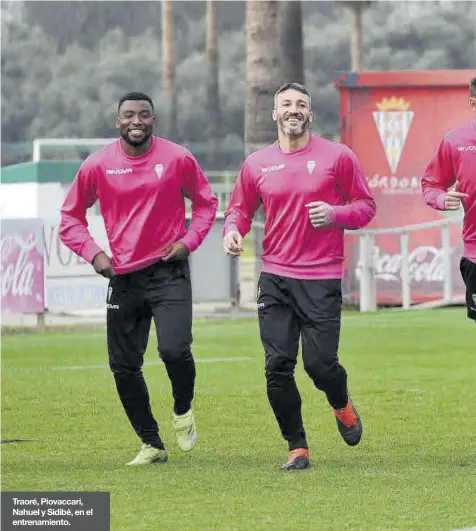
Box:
[2,308,475,531]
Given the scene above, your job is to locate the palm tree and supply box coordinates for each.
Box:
[206,0,221,168]
[161,0,178,140]
[342,1,372,71]
[245,0,283,156]
[245,0,283,267]
[279,1,304,84]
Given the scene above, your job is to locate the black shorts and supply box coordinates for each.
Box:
[257,272,343,364]
[107,259,193,367]
[460,257,476,321]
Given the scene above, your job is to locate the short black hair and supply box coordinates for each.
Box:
[118,92,154,112]
[470,77,476,99]
[274,82,312,110]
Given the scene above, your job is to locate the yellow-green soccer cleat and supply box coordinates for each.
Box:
[125,444,168,466]
[173,409,197,452]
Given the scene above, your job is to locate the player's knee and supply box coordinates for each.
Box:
[109,362,141,375]
[265,355,294,381]
[304,358,338,382]
[159,344,192,364]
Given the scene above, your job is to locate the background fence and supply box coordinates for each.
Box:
[251,218,466,311]
[1,215,240,324]
[354,218,466,311]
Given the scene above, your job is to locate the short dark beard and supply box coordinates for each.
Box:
[277,115,311,138]
[120,129,152,147]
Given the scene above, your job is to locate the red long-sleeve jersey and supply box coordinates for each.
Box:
[224,134,376,279]
[422,119,476,260]
[60,136,218,274]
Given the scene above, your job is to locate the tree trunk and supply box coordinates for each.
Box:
[162,0,178,140]
[343,1,372,71]
[350,2,363,71]
[206,0,221,169]
[279,1,304,84]
[245,0,282,156]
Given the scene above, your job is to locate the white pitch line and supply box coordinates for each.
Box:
[54,357,254,371]
[6,321,258,342]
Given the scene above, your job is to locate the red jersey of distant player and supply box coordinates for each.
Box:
[421,119,476,261]
[60,136,218,274]
[224,134,376,280]
[334,71,474,303]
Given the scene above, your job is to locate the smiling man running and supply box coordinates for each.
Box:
[60,92,218,466]
[223,82,376,470]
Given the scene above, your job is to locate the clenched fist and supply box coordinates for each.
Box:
[305,201,336,228]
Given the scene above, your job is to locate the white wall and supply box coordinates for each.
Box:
[1,182,66,219]
[1,182,39,218]
[42,215,237,312]
[1,181,238,311]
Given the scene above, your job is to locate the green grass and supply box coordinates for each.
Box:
[2,308,476,531]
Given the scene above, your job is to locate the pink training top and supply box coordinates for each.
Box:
[421,119,476,261]
[60,136,218,274]
[224,134,376,279]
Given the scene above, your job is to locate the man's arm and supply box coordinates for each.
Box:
[178,152,219,253]
[222,161,261,256]
[315,146,376,230]
[421,138,467,211]
[223,161,261,237]
[59,163,104,265]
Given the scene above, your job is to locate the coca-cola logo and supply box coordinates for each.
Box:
[1,233,43,300]
[355,244,447,283]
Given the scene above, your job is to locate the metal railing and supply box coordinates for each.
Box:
[354,218,463,311]
[252,218,464,312]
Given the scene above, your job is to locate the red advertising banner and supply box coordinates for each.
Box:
[1,219,45,313]
[334,70,474,304]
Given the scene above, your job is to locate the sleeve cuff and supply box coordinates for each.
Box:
[179,230,201,254]
[326,205,337,224]
[223,223,240,237]
[435,192,447,210]
[82,240,104,264]
[331,205,345,225]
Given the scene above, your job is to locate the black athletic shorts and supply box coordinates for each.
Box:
[460,257,476,321]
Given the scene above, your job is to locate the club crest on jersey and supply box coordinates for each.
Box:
[307,161,315,175]
[154,164,164,179]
